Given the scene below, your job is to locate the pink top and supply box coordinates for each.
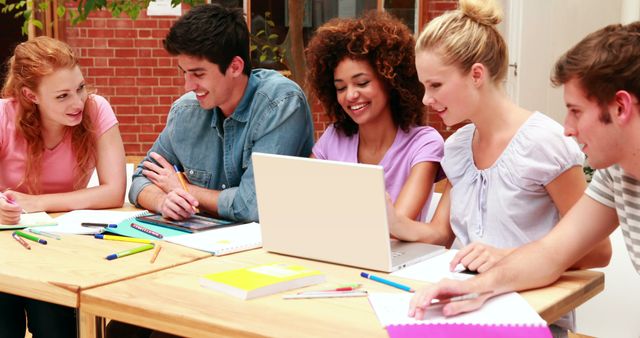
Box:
[0,95,117,194]
[313,125,444,220]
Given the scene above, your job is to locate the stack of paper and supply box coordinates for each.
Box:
[42,210,149,235]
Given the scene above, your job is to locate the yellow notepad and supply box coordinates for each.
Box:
[0,212,57,230]
[200,263,325,300]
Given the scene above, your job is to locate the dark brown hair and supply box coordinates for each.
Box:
[551,21,640,122]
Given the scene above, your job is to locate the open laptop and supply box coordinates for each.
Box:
[252,152,445,272]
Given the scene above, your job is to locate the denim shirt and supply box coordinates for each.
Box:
[129,69,314,222]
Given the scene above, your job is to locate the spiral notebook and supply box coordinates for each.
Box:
[368,292,551,338]
[41,210,150,235]
[164,222,262,255]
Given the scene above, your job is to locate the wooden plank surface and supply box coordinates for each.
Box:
[0,230,211,308]
[80,249,604,337]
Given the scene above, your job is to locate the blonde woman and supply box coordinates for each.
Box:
[387,0,612,335]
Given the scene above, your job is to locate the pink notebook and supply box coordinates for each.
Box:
[386,323,552,337]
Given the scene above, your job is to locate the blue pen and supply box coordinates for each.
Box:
[360,272,414,292]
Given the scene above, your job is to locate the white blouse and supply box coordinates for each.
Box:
[443,112,584,248]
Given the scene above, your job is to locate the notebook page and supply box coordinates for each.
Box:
[164,222,262,255]
[391,249,474,283]
[0,212,56,230]
[43,210,149,234]
[368,292,546,327]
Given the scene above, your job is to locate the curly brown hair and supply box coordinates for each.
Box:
[305,11,425,137]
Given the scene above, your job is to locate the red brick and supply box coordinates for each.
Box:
[138,30,152,38]
[116,87,139,96]
[136,114,160,124]
[108,39,134,48]
[114,106,140,115]
[87,48,114,57]
[115,68,139,77]
[132,20,159,29]
[136,58,158,67]
[137,77,159,86]
[110,96,136,105]
[109,58,135,67]
[88,68,115,77]
[114,29,137,38]
[87,29,114,38]
[115,49,138,58]
[139,87,152,95]
[121,133,138,143]
[137,97,159,105]
[116,115,137,124]
[124,143,142,155]
[135,39,159,48]
[119,124,141,133]
[139,133,160,142]
[107,19,134,29]
[94,58,108,67]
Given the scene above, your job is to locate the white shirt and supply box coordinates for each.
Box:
[443,112,584,247]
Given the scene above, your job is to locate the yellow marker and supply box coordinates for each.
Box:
[93,234,152,244]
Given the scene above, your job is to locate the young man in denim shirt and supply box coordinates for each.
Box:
[128,3,314,223]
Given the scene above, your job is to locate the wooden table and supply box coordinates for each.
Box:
[79,250,604,337]
[0,230,211,336]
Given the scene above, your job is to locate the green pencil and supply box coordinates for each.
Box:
[105,243,155,261]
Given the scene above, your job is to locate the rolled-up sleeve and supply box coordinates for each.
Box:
[128,107,180,207]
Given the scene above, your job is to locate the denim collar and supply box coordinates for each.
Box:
[211,70,258,127]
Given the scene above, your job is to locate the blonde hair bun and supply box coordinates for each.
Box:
[459,0,503,26]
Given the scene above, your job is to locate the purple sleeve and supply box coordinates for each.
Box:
[409,127,446,181]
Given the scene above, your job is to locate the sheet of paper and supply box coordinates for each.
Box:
[391,249,474,283]
[0,212,56,230]
[42,210,148,234]
[164,222,262,255]
[367,292,546,327]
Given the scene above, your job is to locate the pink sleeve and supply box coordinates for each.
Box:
[89,95,118,136]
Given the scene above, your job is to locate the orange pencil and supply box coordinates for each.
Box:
[173,165,199,213]
[150,243,162,263]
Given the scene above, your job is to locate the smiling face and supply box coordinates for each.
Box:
[415,50,477,126]
[24,65,87,129]
[333,58,391,127]
[563,78,622,169]
[178,54,235,112]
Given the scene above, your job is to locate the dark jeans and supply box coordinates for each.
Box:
[0,292,77,338]
[106,321,182,338]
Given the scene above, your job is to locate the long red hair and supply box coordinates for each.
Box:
[2,36,96,193]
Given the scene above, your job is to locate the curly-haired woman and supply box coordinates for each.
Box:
[306,11,444,221]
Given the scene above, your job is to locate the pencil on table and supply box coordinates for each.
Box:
[150,243,162,263]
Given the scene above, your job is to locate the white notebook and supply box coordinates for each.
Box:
[391,249,475,283]
[43,209,149,235]
[164,222,262,255]
[368,291,547,327]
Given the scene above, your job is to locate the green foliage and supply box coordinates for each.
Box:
[250,11,284,65]
[1,0,205,34]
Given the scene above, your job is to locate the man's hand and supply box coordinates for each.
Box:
[449,243,512,273]
[142,152,182,193]
[158,189,199,220]
[409,279,492,319]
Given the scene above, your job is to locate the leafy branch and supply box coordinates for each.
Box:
[0,0,204,35]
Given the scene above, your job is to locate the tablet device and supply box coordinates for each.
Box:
[136,214,238,233]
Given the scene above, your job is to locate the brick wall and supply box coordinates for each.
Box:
[63,0,458,156]
[64,10,184,155]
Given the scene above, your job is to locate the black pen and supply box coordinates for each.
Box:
[81,222,117,228]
